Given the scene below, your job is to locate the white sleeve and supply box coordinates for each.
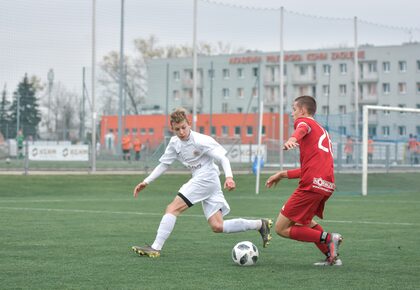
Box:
[207,147,233,178]
[143,163,169,184]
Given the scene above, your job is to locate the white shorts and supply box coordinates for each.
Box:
[178,175,231,220]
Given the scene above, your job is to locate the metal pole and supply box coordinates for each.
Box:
[16,90,20,136]
[118,0,125,158]
[192,0,198,130]
[81,67,86,142]
[279,6,284,170]
[354,16,359,168]
[91,0,97,172]
[362,105,368,196]
[209,61,213,134]
[165,62,169,146]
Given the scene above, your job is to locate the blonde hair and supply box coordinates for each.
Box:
[170,107,189,125]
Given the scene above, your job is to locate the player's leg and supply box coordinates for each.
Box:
[204,192,272,247]
[132,195,189,257]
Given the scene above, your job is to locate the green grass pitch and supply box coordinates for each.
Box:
[0,173,419,289]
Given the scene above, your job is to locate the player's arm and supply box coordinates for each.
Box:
[207,147,235,191]
[283,122,310,150]
[133,163,169,198]
[265,168,301,188]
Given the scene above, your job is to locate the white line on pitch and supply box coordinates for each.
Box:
[0,206,418,226]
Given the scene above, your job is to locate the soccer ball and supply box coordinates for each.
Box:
[5,158,10,164]
[232,241,259,266]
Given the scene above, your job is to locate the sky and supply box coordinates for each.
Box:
[1,0,419,102]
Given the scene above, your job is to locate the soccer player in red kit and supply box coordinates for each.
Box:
[265,95,343,266]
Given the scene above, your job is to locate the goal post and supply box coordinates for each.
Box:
[362,105,420,196]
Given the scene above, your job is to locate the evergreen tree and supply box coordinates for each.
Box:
[9,74,42,138]
[0,84,10,138]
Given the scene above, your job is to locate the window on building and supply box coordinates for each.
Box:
[252,87,257,97]
[416,126,420,136]
[339,126,346,135]
[132,128,138,134]
[199,126,205,134]
[382,104,390,115]
[322,106,329,115]
[398,126,406,136]
[237,107,243,113]
[398,61,407,72]
[417,104,420,109]
[398,104,406,114]
[237,88,244,98]
[416,82,420,94]
[382,61,390,73]
[140,128,146,135]
[222,68,230,79]
[299,65,307,76]
[382,126,390,137]
[269,66,276,82]
[234,126,241,136]
[368,62,377,73]
[208,69,215,79]
[417,60,420,71]
[148,128,154,135]
[340,63,347,74]
[283,64,287,76]
[211,126,216,136]
[222,88,230,99]
[368,83,377,96]
[246,126,253,136]
[253,67,259,77]
[222,126,229,136]
[237,68,244,78]
[184,69,193,80]
[368,126,377,138]
[322,85,329,97]
[339,84,347,96]
[222,102,228,113]
[125,129,130,134]
[323,64,331,75]
[173,90,180,100]
[382,83,390,94]
[262,126,266,136]
[339,105,346,114]
[173,71,180,81]
[398,82,407,94]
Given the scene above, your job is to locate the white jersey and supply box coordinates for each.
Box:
[159,131,227,178]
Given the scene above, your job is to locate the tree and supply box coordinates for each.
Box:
[98,35,244,115]
[0,84,10,138]
[8,74,42,139]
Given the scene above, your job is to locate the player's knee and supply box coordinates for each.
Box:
[210,223,223,233]
[275,223,288,237]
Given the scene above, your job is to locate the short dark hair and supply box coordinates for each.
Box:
[294,95,317,115]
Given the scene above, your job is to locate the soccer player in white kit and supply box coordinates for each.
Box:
[132,108,272,257]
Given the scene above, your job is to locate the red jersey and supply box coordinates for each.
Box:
[293,117,335,196]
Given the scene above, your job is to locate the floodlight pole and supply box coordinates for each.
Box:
[118,0,125,158]
[192,0,198,130]
[354,16,359,168]
[90,0,97,172]
[279,6,285,170]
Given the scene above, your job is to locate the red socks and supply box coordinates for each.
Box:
[289,224,330,256]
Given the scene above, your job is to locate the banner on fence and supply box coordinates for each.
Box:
[224,144,266,163]
[28,145,89,161]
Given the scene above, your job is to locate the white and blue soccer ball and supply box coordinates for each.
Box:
[232,241,259,266]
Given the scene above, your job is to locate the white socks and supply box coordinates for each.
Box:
[223,218,261,233]
[151,213,177,250]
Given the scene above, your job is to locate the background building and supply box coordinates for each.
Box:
[147,43,420,141]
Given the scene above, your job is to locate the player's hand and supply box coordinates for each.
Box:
[283,137,299,151]
[265,171,284,188]
[133,181,148,198]
[224,177,236,191]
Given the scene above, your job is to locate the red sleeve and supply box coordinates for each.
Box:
[287,168,301,179]
[291,122,310,141]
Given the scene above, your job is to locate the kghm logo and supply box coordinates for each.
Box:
[312,177,335,190]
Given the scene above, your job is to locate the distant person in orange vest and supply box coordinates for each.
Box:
[407,134,418,165]
[368,137,374,164]
[344,135,353,164]
[133,137,141,161]
[122,135,132,161]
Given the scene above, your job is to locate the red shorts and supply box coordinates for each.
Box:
[280,189,330,225]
